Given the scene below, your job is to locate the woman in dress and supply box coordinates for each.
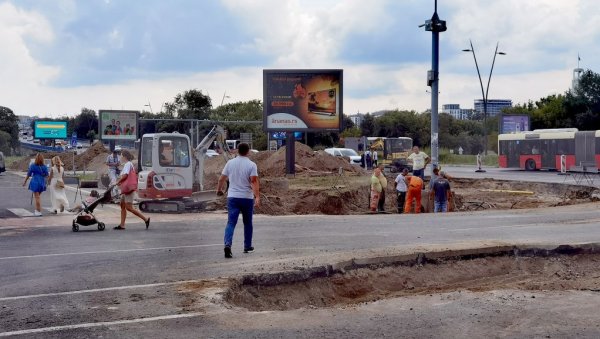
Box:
[48,156,69,213]
[22,153,48,216]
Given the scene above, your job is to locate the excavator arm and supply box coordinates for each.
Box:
[193,125,232,191]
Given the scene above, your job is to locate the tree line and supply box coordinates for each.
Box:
[4,68,600,155]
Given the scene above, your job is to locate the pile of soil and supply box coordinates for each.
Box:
[10,142,127,176]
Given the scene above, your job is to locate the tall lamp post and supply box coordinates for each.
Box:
[462,40,505,156]
[421,0,446,170]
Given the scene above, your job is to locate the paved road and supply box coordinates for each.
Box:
[1,169,600,337]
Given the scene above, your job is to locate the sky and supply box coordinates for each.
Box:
[1,0,598,118]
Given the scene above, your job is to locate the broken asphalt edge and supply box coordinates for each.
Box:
[233,242,600,288]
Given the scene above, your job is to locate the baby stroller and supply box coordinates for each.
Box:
[72,187,113,232]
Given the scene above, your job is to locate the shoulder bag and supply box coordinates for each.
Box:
[120,167,138,194]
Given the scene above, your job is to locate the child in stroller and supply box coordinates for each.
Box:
[71,187,113,232]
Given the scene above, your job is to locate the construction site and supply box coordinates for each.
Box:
[9,141,599,215]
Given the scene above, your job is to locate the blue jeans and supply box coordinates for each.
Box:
[224,197,254,249]
[434,200,447,213]
[413,168,425,180]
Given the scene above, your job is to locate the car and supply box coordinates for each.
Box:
[76,142,83,149]
[324,148,362,165]
[206,149,219,157]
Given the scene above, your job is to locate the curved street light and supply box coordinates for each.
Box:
[462,40,505,156]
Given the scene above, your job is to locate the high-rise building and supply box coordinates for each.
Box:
[474,99,512,117]
[441,104,473,120]
[348,114,363,127]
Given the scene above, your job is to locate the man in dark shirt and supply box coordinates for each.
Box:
[429,171,451,213]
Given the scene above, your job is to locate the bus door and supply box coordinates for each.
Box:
[575,131,596,166]
[507,140,520,167]
[541,139,555,169]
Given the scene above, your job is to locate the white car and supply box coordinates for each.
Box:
[206,149,219,157]
[324,148,362,165]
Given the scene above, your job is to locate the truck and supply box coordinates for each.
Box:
[136,125,232,213]
[368,137,413,173]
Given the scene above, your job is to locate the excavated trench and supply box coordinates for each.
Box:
[225,244,600,311]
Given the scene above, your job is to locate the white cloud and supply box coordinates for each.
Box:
[0,2,60,111]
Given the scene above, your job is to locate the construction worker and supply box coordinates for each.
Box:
[430,171,452,213]
[372,149,378,167]
[377,164,387,212]
[408,146,430,180]
[370,168,382,213]
[404,173,424,214]
[394,168,409,213]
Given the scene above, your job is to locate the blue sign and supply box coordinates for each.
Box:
[270,131,303,140]
[71,133,78,147]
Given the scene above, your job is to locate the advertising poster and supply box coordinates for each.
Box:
[263,69,343,132]
[34,121,68,139]
[99,110,139,140]
[500,115,530,134]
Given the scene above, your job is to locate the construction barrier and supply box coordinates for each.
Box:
[560,154,566,174]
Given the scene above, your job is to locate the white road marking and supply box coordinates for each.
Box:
[0,312,205,337]
[0,279,206,302]
[0,243,222,261]
[6,208,34,217]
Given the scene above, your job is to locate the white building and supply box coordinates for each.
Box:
[441,104,474,120]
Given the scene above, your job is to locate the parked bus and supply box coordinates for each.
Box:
[498,129,600,171]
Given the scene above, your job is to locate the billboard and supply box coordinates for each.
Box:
[34,121,67,139]
[99,110,139,141]
[270,131,303,140]
[499,115,530,134]
[263,69,343,132]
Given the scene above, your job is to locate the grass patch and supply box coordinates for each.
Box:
[439,153,498,166]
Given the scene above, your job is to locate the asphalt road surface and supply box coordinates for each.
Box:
[1,169,600,337]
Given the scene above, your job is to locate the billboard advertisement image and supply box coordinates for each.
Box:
[500,115,530,134]
[263,69,343,132]
[99,110,139,141]
[34,121,67,139]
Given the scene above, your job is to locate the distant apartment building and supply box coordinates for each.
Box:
[348,114,364,127]
[441,104,473,120]
[474,99,512,117]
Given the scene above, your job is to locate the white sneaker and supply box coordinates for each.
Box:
[33,211,42,217]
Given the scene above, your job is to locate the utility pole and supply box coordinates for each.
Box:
[422,0,446,170]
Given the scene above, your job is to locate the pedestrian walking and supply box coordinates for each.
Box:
[430,171,452,213]
[217,143,260,259]
[106,148,121,201]
[394,168,409,213]
[404,174,424,214]
[114,150,150,230]
[22,153,48,216]
[370,167,382,213]
[408,146,430,180]
[48,156,69,213]
[372,149,378,167]
[365,150,372,170]
[377,164,387,212]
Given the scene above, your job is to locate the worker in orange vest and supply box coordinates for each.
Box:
[404,174,424,214]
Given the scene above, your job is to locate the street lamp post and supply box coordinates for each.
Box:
[462,40,505,156]
[421,0,447,170]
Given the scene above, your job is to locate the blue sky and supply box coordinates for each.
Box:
[1,0,597,117]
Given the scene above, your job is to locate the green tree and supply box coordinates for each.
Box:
[0,106,19,154]
[73,108,98,139]
[360,113,375,136]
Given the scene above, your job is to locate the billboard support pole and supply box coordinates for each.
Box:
[286,133,295,177]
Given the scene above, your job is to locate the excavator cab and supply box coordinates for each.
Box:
[137,133,194,200]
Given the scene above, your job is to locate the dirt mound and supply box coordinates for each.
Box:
[255,142,366,177]
[10,142,128,176]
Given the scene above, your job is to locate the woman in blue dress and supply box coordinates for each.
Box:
[22,153,48,216]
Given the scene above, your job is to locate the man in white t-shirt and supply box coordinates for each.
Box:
[106,148,121,200]
[372,150,378,167]
[394,168,409,214]
[407,146,430,180]
[217,143,260,259]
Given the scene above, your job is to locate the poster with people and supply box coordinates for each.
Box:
[99,110,139,140]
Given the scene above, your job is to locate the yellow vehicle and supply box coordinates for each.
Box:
[367,137,413,173]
